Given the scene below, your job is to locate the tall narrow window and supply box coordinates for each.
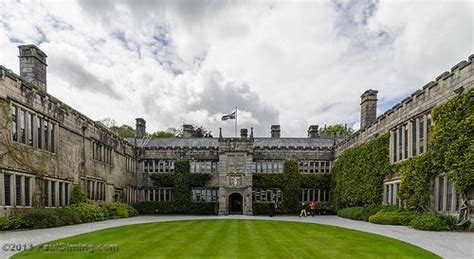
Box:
[4,174,11,206]
[37,117,42,149]
[392,130,397,162]
[24,177,30,206]
[27,112,33,146]
[16,175,22,205]
[411,120,417,157]
[403,125,408,159]
[11,106,18,142]
[50,123,55,153]
[43,120,49,151]
[51,181,56,207]
[59,182,64,207]
[398,127,403,161]
[65,183,69,205]
[44,180,49,206]
[19,110,25,144]
[419,117,424,154]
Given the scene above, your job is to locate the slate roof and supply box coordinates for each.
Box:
[127,137,342,149]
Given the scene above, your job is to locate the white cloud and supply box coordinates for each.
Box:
[0,0,472,137]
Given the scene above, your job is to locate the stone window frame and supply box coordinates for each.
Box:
[299,188,329,203]
[85,178,107,202]
[190,160,218,174]
[298,160,331,174]
[383,179,401,206]
[91,140,113,165]
[124,187,138,204]
[43,177,71,208]
[10,102,57,153]
[142,188,172,202]
[389,112,431,164]
[434,175,459,213]
[252,188,283,203]
[191,188,219,202]
[0,170,35,208]
[253,160,284,173]
[125,156,136,173]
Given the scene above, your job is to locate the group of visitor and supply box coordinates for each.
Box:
[299,201,318,217]
[268,200,318,217]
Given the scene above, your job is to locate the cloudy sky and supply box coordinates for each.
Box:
[0,0,472,137]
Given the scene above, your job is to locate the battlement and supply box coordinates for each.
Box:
[336,54,473,155]
[0,65,134,152]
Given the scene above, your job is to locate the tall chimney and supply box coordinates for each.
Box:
[308,125,319,138]
[135,118,146,138]
[360,89,378,129]
[18,45,47,92]
[271,125,281,138]
[240,128,248,138]
[183,124,193,138]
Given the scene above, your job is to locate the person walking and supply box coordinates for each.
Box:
[299,202,307,217]
[310,200,316,217]
[269,200,277,217]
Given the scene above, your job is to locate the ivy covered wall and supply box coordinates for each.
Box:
[330,133,393,209]
[253,161,331,214]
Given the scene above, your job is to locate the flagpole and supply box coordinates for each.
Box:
[235,107,238,137]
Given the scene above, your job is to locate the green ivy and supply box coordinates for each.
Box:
[331,133,393,209]
[397,154,435,210]
[429,88,474,193]
[252,161,331,214]
[149,160,213,214]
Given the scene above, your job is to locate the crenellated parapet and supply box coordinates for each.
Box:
[336,54,473,156]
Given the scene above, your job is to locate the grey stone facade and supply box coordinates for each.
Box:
[0,44,472,218]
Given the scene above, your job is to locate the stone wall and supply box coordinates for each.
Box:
[336,55,474,156]
[0,65,136,215]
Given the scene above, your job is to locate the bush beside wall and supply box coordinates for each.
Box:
[368,209,417,226]
[0,202,137,231]
[337,206,380,221]
[133,201,217,215]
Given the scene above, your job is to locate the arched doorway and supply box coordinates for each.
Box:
[228,193,243,214]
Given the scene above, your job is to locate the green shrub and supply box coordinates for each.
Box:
[316,202,337,215]
[0,215,27,230]
[133,201,217,215]
[338,206,380,221]
[409,212,449,231]
[439,214,457,229]
[66,203,107,222]
[105,202,138,218]
[369,210,417,225]
[71,184,87,204]
[22,208,65,228]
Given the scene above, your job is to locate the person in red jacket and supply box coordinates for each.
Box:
[310,200,317,217]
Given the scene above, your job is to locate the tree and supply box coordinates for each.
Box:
[99,118,117,128]
[152,131,174,139]
[176,125,213,138]
[110,125,135,138]
[319,124,354,137]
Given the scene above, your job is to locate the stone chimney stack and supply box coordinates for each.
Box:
[360,89,378,129]
[240,128,248,138]
[307,125,319,138]
[271,125,281,138]
[18,45,47,92]
[135,118,146,138]
[183,124,193,138]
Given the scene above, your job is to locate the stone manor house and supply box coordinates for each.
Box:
[0,45,472,216]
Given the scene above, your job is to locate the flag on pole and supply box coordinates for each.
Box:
[221,111,236,121]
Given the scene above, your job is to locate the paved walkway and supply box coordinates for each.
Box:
[0,215,472,258]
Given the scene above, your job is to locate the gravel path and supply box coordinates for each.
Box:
[0,215,472,258]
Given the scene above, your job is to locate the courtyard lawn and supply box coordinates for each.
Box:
[13,219,439,258]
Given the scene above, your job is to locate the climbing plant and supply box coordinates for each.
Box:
[149,160,212,213]
[330,133,393,209]
[252,161,331,214]
[429,88,474,193]
[397,154,436,211]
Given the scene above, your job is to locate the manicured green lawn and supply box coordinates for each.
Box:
[14,219,439,258]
